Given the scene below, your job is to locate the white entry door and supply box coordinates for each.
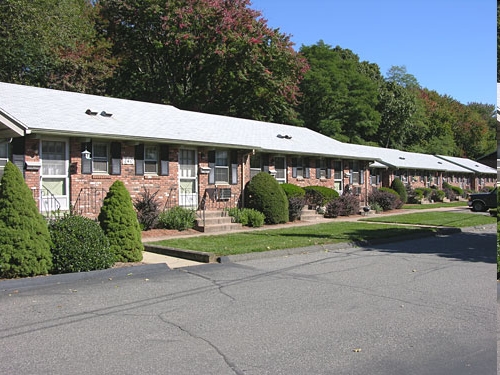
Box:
[40,140,69,212]
[179,149,198,208]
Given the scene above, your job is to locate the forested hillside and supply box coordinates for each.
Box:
[1,0,495,159]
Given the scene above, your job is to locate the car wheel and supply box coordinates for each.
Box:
[472,201,486,212]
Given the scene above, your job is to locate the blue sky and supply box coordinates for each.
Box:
[249,0,496,105]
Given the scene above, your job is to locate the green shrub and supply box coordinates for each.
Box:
[407,188,424,204]
[369,188,403,211]
[158,206,196,231]
[325,194,360,218]
[98,180,143,262]
[430,189,445,202]
[134,188,160,230]
[281,183,305,198]
[288,197,306,221]
[0,162,52,278]
[242,208,265,227]
[244,172,288,224]
[390,178,407,204]
[227,208,264,227]
[414,187,432,198]
[49,215,114,274]
[304,186,339,208]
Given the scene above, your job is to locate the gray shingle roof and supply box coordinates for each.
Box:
[0,82,381,160]
[435,155,496,174]
[369,148,473,173]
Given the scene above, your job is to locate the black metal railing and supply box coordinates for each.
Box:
[73,187,107,217]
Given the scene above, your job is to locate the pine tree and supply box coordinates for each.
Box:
[0,162,52,278]
[98,180,143,262]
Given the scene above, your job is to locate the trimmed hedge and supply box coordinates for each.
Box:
[0,162,52,278]
[304,186,339,207]
[244,172,288,224]
[49,215,114,274]
[281,183,306,198]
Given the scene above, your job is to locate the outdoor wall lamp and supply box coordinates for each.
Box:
[81,148,91,160]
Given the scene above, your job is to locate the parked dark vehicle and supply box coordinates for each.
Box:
[467,188,497,212]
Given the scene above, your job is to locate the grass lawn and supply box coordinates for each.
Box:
[402,201,467,209]
[151,222,438,256]
[360,211,495,227]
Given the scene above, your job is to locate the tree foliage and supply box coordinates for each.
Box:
[0,162,53,278]
[298,42,381,144]
[98,180,143,262]
[98,0,308,123]
[0,0,115,94]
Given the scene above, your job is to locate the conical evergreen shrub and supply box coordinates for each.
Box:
[0,162,52,278]
[390,177,408,204]
[98,180,143,262]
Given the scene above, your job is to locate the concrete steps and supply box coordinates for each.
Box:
[300,208,323,221]
[195,210,243,233]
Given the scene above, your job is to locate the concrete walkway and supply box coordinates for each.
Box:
[141,205,477,269]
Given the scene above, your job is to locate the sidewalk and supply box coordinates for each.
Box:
[141,205,473,268]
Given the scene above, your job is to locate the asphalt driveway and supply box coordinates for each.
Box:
[0,225,496,375]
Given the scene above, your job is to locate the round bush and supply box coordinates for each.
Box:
[390,178,407,204]
[325,194,360,217]
[281,183,305,198]
[288,196,306,222]
[244,172,288,224]
[49,215,114,274]
[369,189,403,211]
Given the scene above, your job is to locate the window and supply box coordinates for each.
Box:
[292,157,309,179]
[144,145,158,174]
[208,150,237,185]
[81,141,121,175]
[42,141,66,176]
[250,154,262,179]
[333,160,342,191]
[215,151,229,183]
[316,159,330,179]
[350,161,360,184]
[92,143,108,173]
[135,144,169,176]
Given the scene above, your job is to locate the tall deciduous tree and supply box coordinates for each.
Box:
[376,81,417,149]
[0,0,114,94]
[98,0,308,123]
[298,42,381,144]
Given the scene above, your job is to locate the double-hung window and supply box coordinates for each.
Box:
[144,145,158,174]
[135,144,169,176]
[292,157,309,179]
[208,150,237,185]
[316,159,330,179]
[215,151,229,183]
[350,161,360,185]
[92,143,108,173]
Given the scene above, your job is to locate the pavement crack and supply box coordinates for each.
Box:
[181,269,236,302]
[159,314,244,375]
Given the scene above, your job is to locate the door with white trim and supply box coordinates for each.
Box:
[179,149,198,208]
[40,140,69,212]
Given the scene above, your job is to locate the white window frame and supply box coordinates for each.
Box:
[92,142,109,174]
[274,156,286,184]
[215,150,229,184]
[144,145,158,174]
